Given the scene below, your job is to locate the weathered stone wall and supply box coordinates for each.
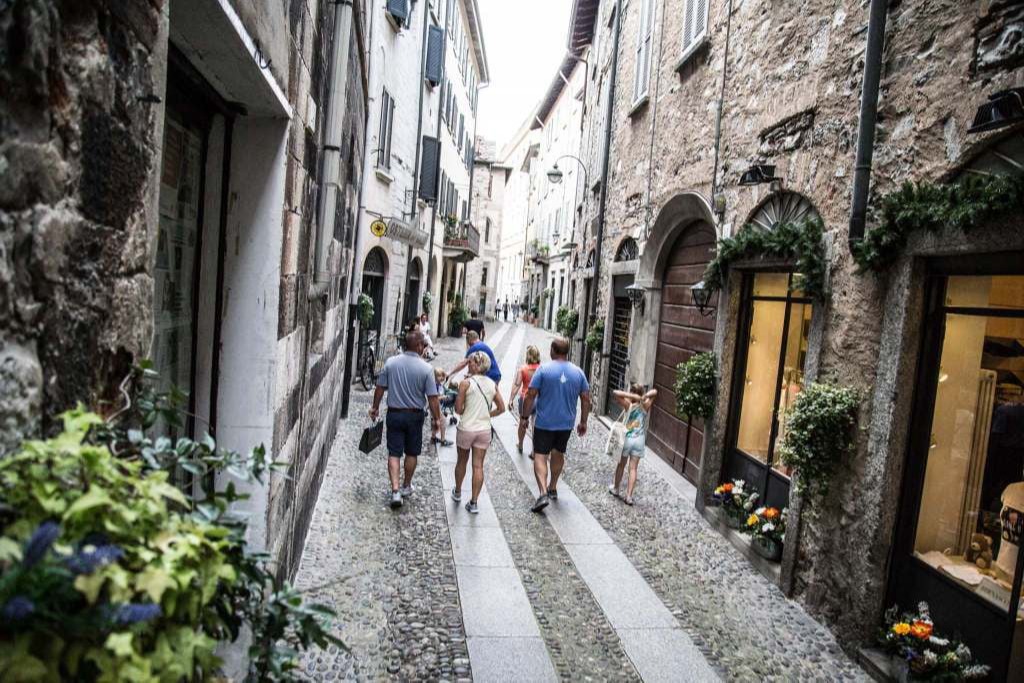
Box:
[0,0,165,452]
[577,0,1024,650]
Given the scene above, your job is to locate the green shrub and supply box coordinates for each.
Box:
[0,365,341,682]
[357,293,374,327]
[777,381,859,499]
[674,352,716,420]
[448,294,469,335]
[555,307,579,338]
[584,318,604,352]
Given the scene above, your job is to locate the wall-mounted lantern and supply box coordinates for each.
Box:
[625,283,647,316]
[739,164,783,193]
[690,280,714,317]
[967,88,1024,134]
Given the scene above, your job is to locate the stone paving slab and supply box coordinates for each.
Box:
[449,526,515,568]
[466,637,557,683]
[456,566,542,638]
[618,628,719,683]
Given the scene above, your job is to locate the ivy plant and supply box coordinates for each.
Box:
[777,381,860,499]
[854,173,1024,272]
[674,352,716,420]
[555,306,579,338]
[447,294,468,335]
[703,218,827,300]
[421,291,433,314]
[585,318,604,352]
[356,293,374,327]
[0,364,342,682]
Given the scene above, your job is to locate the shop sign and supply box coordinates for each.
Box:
[387,218,429,249]
[370,219,388,237]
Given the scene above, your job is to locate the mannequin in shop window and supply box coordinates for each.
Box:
[981,385,1024,526]
[996,482,1024,583]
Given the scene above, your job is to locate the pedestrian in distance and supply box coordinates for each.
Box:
[368,330,442,509]
[452,350,506,513]
[521,337,591,513]
[448,330,501,385]
[508,344,541,454]
[608,383,658,505]
[463,310,485,340]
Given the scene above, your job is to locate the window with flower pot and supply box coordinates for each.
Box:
[725,271,813,510]
[891,261,1024,681]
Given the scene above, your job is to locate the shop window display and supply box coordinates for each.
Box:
[735,272,813,477]
[913,275,1024,619]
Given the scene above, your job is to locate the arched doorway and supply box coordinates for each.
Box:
[606,237,640,418]
[648,224,717,482]
[404,257,422,325]
[361,247,388,338]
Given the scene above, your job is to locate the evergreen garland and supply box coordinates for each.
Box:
[853,174,1024,272]
[702,218,827,300]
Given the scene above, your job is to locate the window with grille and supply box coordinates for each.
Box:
[378,88,395,170]
[680,0,709,64]
[633,0,655,106]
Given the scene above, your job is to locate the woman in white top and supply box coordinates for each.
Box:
[453,350,506,513]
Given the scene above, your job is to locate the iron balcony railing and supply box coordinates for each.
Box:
[443,220,480,258]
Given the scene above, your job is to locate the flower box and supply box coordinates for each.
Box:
[751,536,783,562]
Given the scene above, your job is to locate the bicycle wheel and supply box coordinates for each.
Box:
[359,348,376,390]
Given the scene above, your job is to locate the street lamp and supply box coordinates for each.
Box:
[967,88,1024,134]
[625,283,647,316]
[690,280,714,317]
[547,165,565,184]
[546,154,589,187]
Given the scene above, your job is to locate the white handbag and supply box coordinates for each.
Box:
[604,410,629,458]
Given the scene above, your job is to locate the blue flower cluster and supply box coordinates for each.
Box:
[2,596,35,621]
[110,602,163,625]
[65,544,125,575]
[22,521,60,568]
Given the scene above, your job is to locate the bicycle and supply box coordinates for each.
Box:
[375,334,401,376]
[357,331,379,391]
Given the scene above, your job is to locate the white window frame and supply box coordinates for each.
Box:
[632,0,655,110]
[377,88,395,172]
[678,0,710,68]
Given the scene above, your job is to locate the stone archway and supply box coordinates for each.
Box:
[633,192,718,480]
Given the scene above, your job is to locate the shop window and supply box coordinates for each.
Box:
[734,272,812,477]
[913,274,1024,613]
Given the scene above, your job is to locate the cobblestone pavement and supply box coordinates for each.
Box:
[295,321,869,682]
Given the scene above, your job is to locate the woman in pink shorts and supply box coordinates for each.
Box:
[452,350,506,513]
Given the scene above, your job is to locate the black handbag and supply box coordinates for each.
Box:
[359,420,383,453]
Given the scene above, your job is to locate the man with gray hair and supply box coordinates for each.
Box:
[448,329,501,384]
[369,330,442,509]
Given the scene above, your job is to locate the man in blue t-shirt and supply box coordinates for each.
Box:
[521,337,591,512]
[448,330,501,384]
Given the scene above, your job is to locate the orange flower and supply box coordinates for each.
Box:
[891,622,911,636]
[764,508,780,520]
[722,483,734,493]
[909,620,932,640]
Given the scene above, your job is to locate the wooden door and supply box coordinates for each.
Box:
[648,224,717,483]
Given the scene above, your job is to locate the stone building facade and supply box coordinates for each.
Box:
[495,121,540,312]
[565,0,1024,676]
[0,0,369,587]
[464,138,507,320]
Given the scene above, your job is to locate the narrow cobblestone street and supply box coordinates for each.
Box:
[294,321,868,681]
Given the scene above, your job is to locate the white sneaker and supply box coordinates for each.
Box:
[451,488,462,502]
[399,485,413,497]
[390,491,403,509]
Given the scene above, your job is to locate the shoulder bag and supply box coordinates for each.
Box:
[604,408,629,458]
[470,377,498,438]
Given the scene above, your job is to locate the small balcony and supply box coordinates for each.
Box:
[528,240,551,264]
[443,220,480,262]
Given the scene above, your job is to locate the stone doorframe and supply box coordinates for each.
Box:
[629,191,717,435]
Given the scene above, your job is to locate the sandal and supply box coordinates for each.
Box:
[607,485,621,498]
[624,496,635,506]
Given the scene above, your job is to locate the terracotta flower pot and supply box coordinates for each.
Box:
[751,536,783,561]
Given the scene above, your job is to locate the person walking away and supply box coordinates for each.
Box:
[608,383,658,505]
[448,330,501,385]
[508,345,541,454]
[521,337,591,512]
[419,313,436,359]
[369,331,442,509]
[463,310,485,340]
[452,351,506,513]
[432,367,454,447]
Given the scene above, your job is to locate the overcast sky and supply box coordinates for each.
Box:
[476,0,572,152]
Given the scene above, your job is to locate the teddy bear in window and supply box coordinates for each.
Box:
[964,532,994,570]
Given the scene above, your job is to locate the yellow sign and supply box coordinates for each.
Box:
[370,219,387,237]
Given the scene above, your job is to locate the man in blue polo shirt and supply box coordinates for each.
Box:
[448,330,501,384]
[369,331,442,509]
[521,337,591,512]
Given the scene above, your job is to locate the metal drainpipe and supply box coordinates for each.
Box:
[342,0,375,419]
[589,0,624,357]
[425,0,452,331]
[642,0,668,240]
[410,0,430,220]
[848,0,889,250]
[710,0,734,211]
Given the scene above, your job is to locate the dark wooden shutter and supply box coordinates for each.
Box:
[418,136,439,202]
[426,26,445,86]
[386,0,409,24]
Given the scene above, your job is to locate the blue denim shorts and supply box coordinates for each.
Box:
[386,410,425,458]
[622,437,646,458]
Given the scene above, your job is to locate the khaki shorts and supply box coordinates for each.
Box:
[456,428,492,451]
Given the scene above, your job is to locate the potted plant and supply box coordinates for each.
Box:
[674,352,716,422]
[422,291,433,314]
[878,602,989,681]
[742,506,787,561]
[584,318,604,353]
[555,306,579,338]
[448,295,469,336]
[710,479,758,530]
[357,292,374,328]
